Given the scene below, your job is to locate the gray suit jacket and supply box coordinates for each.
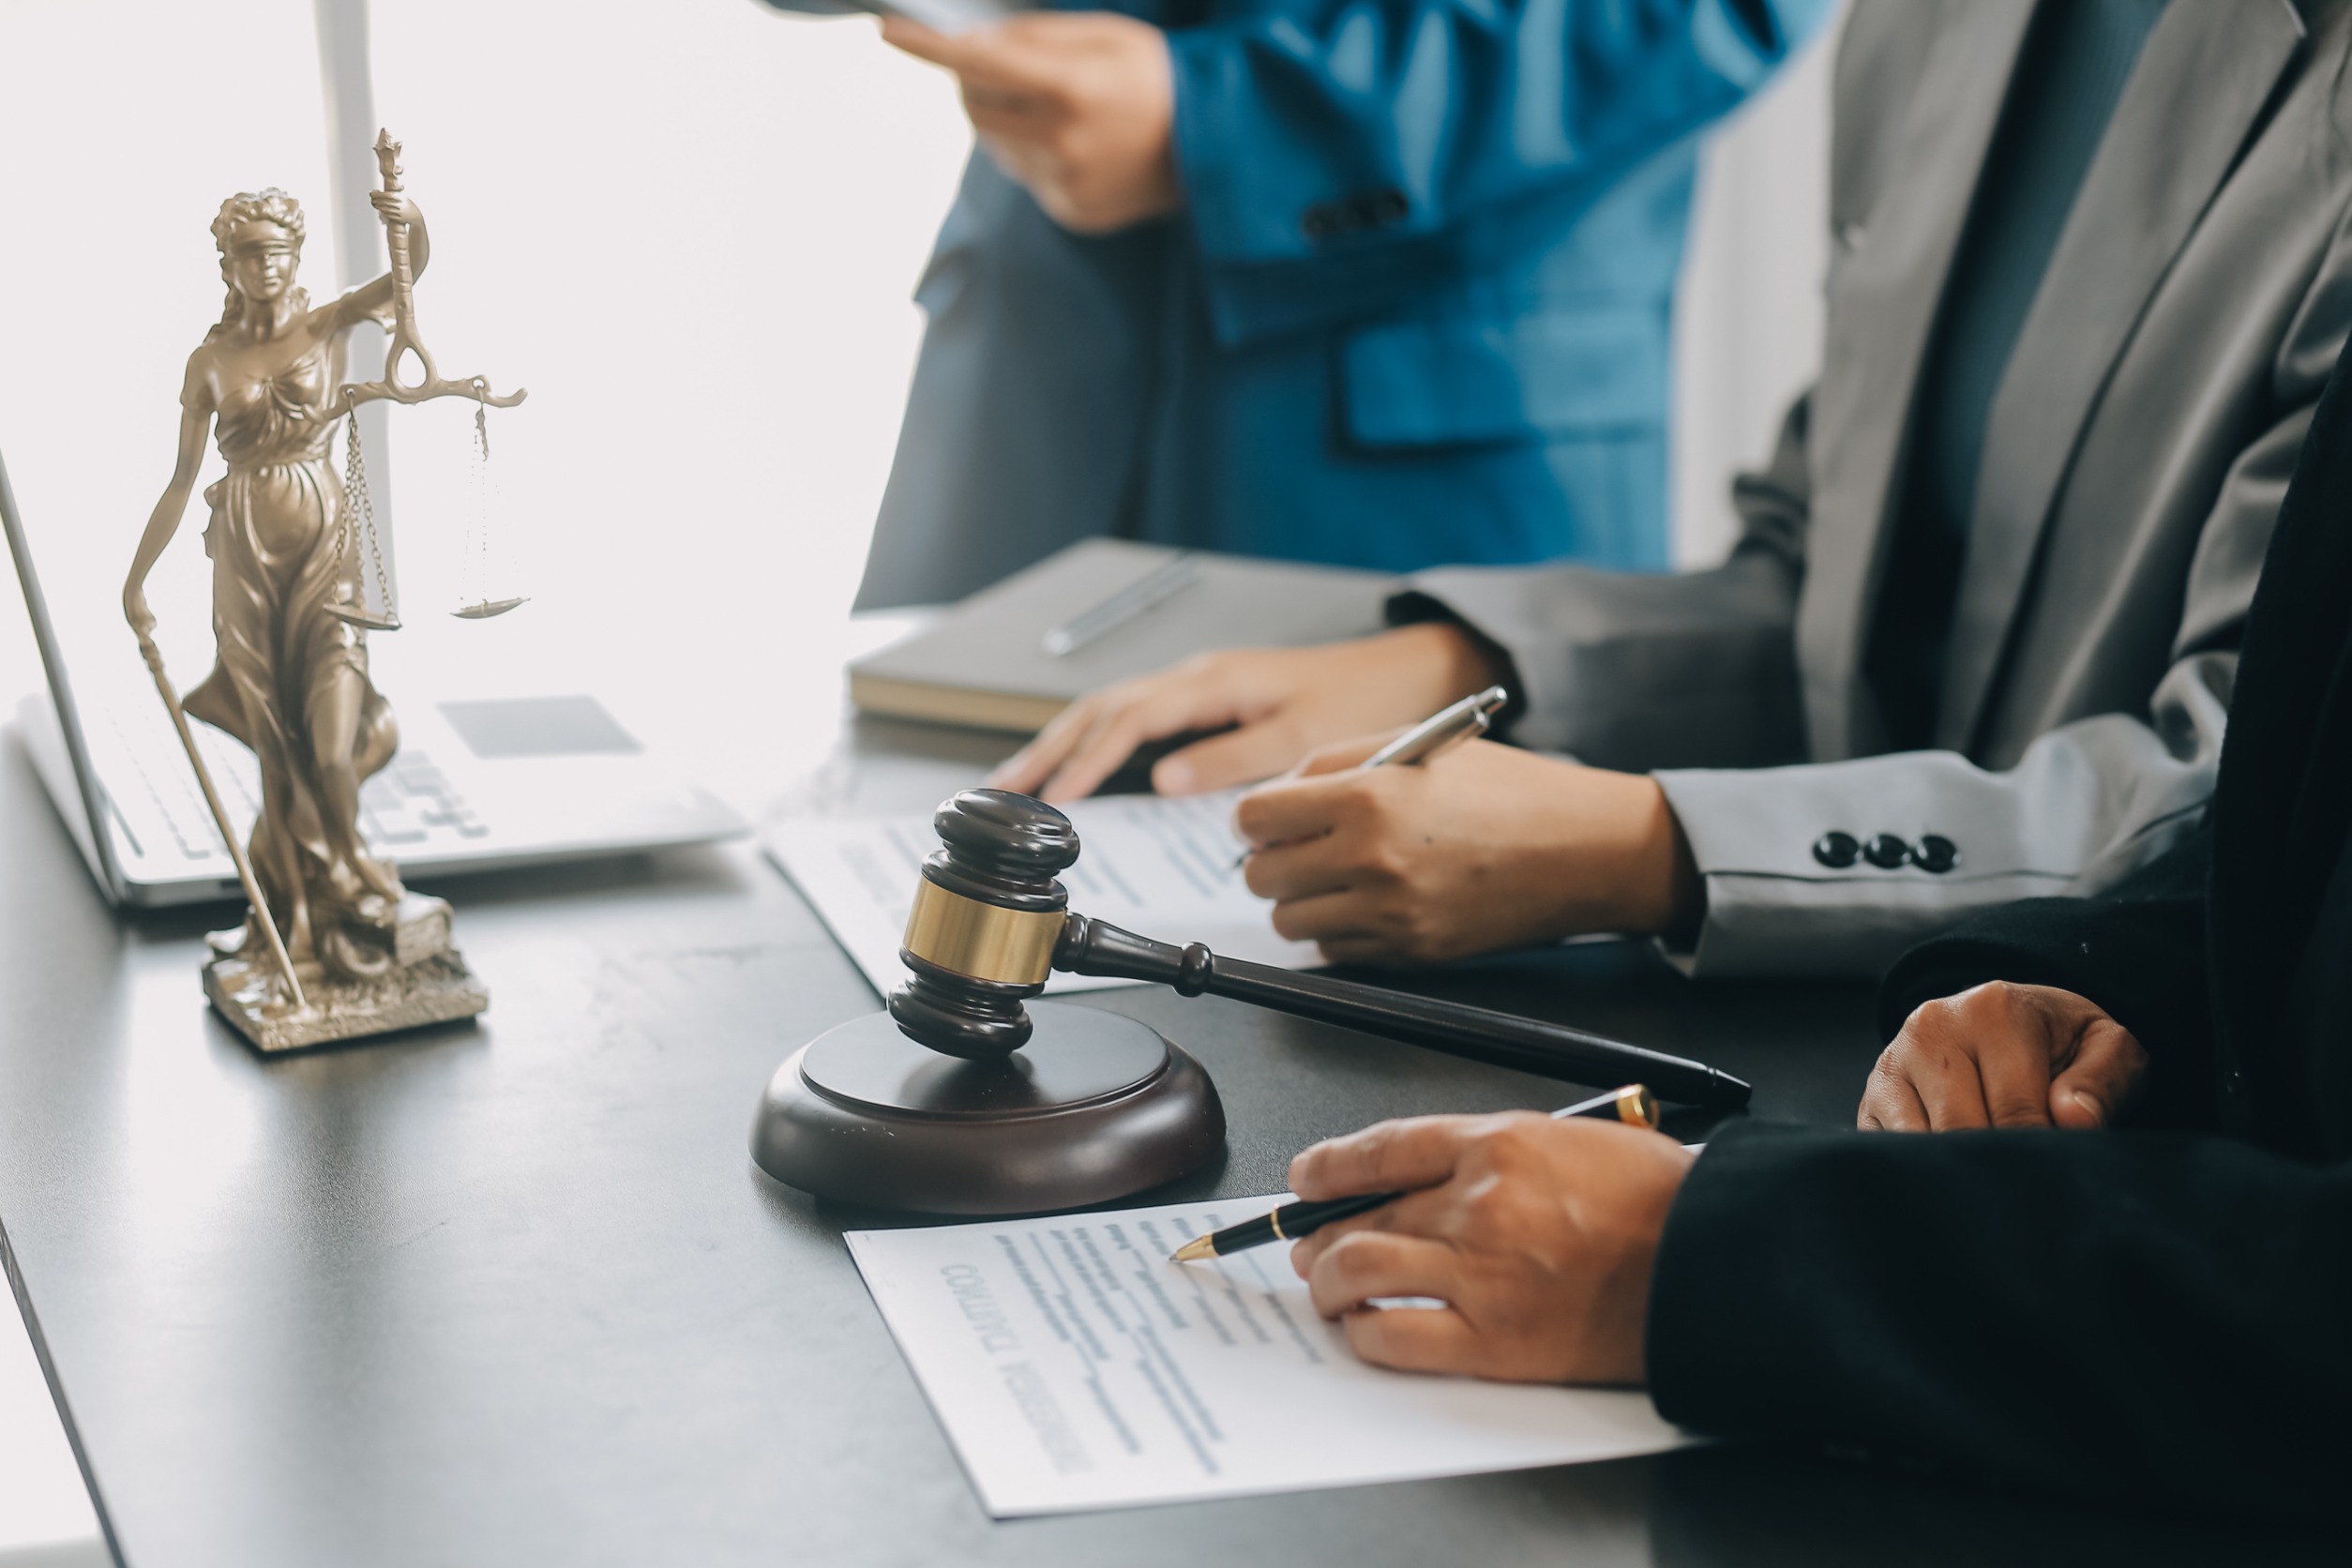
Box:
[1401,0,2352,976]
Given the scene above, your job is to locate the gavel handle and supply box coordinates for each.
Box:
[1053,913,1751,1109]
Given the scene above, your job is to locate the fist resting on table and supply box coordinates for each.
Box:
[1862,981,2148,1133]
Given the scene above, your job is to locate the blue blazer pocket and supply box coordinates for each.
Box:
[1340,301,1670,448]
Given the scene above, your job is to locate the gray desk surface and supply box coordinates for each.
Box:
[0,716,2314,1566]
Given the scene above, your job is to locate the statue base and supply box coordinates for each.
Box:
[203,893,489,1053]
[749,1002,1225,1214]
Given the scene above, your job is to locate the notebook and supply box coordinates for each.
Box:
[849,539,1397,733]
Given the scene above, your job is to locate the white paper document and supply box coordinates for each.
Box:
[846,1195,1693,1516]
[766,791,1318,996]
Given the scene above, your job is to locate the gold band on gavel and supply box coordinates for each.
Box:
[901,880,1066,987]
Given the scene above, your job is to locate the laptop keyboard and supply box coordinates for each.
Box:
[107,706,489,865]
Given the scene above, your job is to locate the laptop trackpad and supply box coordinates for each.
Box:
[438,697,642,760]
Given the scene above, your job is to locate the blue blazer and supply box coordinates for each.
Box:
[827,0,1828,606]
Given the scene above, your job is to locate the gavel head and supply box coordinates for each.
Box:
[888,789,1078,1061]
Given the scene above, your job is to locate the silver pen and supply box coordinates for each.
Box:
[1359,684,1511,769]
[1233,685,1510,867]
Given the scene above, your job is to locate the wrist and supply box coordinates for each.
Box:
[1656,789,1703,944]
[1613,1141,1695,1383]
[1504,767,1694,943]
[1601,775,1699,937]
[1385,622,1502,705]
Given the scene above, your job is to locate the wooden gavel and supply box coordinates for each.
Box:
[889,790,1752,1109]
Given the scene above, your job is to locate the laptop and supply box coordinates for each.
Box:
[3,443,748,909]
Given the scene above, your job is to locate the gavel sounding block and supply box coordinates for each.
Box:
[750,1003,1224,1214]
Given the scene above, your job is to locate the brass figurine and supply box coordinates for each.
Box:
[123,134,520,1052]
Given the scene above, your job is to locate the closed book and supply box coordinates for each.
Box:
[849,539,1396,732]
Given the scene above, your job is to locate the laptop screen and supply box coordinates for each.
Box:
[0,0,341,722]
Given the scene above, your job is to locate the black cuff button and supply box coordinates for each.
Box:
[1862,833,1911,869]
[1812,831,1860,868]
[1912,835,1959,874]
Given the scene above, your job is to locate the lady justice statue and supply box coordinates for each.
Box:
[122,136,516,1051]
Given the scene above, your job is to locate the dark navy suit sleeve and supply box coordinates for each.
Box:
[1647,1120,2352,1519]
[1167,0,1823,275]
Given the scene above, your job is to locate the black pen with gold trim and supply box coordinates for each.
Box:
[1168,1084,1660,1263]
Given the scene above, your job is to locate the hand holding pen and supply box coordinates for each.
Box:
[1227,685,1689,966]
[1172,1085,1658,1261]
[1267,1089,1695,1385]
[1357,685,1512,769]
[1231,686,1508,868]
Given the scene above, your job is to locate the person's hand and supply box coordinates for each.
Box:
[1288,1113,1695,1383]
[883,12,1181,234]
[1860,981,2148,1132]
[988,623,1498,803]
[1232,738,1698,963]
[367,191,421,232]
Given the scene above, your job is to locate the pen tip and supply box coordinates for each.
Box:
[1169,1237,1214,1264]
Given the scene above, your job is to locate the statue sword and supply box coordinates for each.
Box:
[132,632,308,1012]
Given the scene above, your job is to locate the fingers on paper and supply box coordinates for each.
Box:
[992,667,1257,803]
[1287,1184,1463,1288]
[1035,699,1194,802]
[1295,734,1391,778]
[1340,1303,1483,1376]
[1270,894,1390,956]
[1304,1230,1457,1316]
[1231,768,1370,852]
[1244,829,1360,903]
[988,690,1175,802]
[1258,888,1443,970]
[988,696,1105,795]
[1308,929,1428,967]
[1150,721,1304,796]
[1304,1237,1493,1378]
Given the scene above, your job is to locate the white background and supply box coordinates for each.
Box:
[0,0,1832,1555]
